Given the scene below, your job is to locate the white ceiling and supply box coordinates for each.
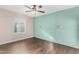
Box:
[0,5,78,17]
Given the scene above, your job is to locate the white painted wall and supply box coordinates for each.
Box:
[0,8,33,45]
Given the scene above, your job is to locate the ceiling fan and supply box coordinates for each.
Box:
[24,5,45,13]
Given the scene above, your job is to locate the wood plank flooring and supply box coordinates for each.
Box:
[0,37,79,54]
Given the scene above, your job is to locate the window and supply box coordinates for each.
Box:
[14,18,25,33]
[14,22,24,32]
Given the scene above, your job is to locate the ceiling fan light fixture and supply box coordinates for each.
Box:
[31,11,40,16]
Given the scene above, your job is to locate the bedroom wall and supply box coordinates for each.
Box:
[34,7,79,48]
[0,8,33,45]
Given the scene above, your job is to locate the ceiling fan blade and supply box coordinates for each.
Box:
[24,5,32,9]
[38,11,45,13]
[25,11,32,12]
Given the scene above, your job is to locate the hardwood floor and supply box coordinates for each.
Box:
[0,37,79,54]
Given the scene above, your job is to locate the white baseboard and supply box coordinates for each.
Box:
[0,36,34,45]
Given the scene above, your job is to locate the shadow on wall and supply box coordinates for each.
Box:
[40,29,55,42]
[76,18,79,44]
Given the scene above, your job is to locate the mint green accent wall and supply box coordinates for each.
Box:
[34,7,79,48]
